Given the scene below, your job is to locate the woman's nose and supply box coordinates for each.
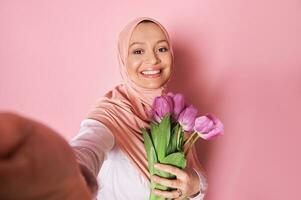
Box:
[145,51,159,65]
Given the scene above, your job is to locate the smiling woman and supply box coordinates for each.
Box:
[127,21,173,89]
[70,17,208,200]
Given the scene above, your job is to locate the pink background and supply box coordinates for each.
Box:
[0,0,300,199]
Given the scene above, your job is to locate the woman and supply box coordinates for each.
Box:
[70,17,208,200]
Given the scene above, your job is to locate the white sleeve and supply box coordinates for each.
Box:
[69,119,115,178]
[189,168,208,200]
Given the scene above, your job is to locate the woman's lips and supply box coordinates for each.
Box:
[140,69,162,78]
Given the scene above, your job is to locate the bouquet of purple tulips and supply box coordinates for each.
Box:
[142,92,224,200]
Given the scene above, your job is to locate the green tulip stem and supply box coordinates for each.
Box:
[184,132,200,155]
[184,131,197,146]
[186,134,200,155]
[190,133,200,146]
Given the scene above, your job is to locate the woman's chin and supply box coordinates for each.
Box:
[138,81,166,90]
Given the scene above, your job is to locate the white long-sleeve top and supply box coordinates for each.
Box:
[70,119,208,200]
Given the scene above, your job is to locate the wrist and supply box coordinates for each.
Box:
[184,167,200,199]
[188,168,208,199]
[189,190,201,198]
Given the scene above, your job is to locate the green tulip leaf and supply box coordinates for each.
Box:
[176,127,184,151]
[167,123,180,155]
[157,114,171,162]
[161,152,187,170]
[142,128,158,175]
[150,122,159,150]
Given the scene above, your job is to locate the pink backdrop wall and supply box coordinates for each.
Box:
[1,0,300,199]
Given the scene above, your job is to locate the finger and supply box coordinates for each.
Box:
[154,163,188,180]
[151,175,181,189]
[152,188,180,199]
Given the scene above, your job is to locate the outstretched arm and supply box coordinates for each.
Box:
[70,119,115,198]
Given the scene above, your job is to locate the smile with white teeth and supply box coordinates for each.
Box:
[141,70,161,75]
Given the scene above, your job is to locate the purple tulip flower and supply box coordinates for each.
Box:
[151,95,174,122]
[173,93,185,116]
[194,114,224,140]
[177,105,198,132]
[167,92,174,97]
[167,92,186,121]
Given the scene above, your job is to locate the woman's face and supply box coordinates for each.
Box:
[126,22,173,89]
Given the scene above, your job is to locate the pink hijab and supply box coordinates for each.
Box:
[87,17,204,181]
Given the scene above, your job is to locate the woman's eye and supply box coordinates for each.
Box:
[158,47,168,52]
[133,49,143,54]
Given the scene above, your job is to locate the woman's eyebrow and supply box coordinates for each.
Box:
[129,39,168,47]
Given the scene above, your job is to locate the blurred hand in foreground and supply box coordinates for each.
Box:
[0,112,91,200]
